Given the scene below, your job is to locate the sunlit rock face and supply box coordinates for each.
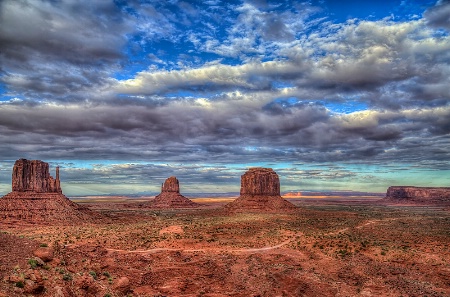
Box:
[226,168,296,212]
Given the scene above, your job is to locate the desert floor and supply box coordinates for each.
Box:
[1,197,449,297]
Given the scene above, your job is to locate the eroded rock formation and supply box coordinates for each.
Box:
[161,176,180,193]
[0,159,92,223]
[151,176,198,208]
[12,159,61,193]
[240,167,280,196]
[225,168,296,212]
[383,186,450,204]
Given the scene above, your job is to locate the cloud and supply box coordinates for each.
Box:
[117,12,450,112]
[116,60,305,95]
[0,0,131,102]
[424,0,450,29]
[0,97,448,167]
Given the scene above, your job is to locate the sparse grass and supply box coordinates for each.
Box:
[28,258,39,269]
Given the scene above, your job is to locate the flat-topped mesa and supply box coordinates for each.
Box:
[12,159,61,193]
[225,167,296,212]
[152,176,198,208]
[161,176,180,193]
[385,186,450,203]
[240,167,280,196]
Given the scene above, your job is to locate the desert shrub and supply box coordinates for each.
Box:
[89,271,97,279]
[28,258,38,269]
[62,273,72,281]
[15,281,25,288]
[39,243,48,247]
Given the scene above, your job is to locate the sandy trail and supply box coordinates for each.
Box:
[103,236,297,255]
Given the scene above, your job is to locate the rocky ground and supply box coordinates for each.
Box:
[0,198,449,297]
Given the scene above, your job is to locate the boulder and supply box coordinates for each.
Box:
[33,247,54,262]
[113,276,130,293]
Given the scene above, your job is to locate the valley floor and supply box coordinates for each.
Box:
[1,199,449,297]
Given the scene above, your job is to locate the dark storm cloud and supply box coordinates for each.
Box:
[0,100,448,168]
[424,0,450,29]
[0,1,127,64]
[0,0,130,101]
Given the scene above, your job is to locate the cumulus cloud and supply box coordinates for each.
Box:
[118,13,450,111]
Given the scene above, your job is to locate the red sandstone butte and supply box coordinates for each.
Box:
[225,167,296,212]
[152,176,198,208]
[0,159,92,223]
[383,186,450,205]
[12,159,62,193]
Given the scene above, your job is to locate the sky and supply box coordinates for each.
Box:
[0,0,449,196]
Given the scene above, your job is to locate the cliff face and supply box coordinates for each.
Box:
[226,168,296,212]
[12,159,61,193]
[240,168,280,196]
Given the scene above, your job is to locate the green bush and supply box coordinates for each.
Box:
[28,258,39,269]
